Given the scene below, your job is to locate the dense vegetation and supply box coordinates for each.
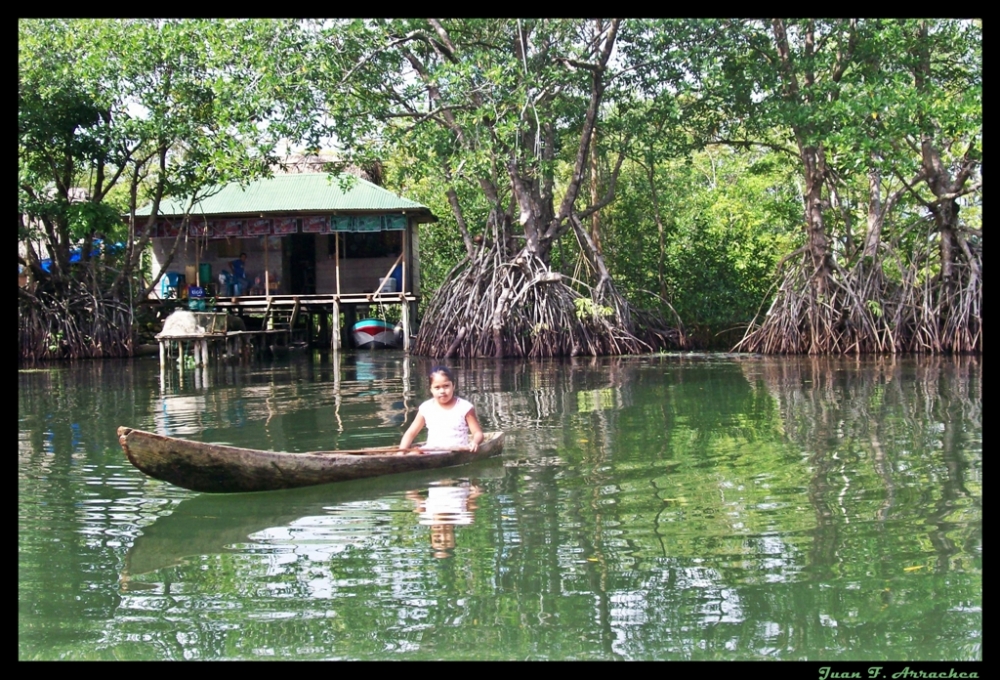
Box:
[18,20,314,360]
[19,19,981,359]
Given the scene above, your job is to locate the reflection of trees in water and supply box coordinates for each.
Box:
[150,353,413,448]
[26,353,977,659]
[418,356,640,659]
[421,356,634,437]
[449,359,639,654]
[19,360,162,640]
[739,355,982,576]
[20,360,148,467]
[461,355,767,649]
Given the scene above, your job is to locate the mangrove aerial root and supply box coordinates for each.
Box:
[736,226,981,355]
[19,275,133,362]
[413,245,679,358]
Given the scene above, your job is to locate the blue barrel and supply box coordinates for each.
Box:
[161,272,185,298]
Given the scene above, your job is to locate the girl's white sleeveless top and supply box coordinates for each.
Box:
[419,397,473,449]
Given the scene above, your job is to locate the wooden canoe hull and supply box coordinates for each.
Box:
[118,427,505,494]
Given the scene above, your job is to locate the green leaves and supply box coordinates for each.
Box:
[574,297,613,322]
[18,19,981,356]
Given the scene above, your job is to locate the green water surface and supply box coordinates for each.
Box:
[18,353,982,661]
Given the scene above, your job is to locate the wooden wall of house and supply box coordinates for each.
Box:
[312,233,403,294]
[335,256,402,294]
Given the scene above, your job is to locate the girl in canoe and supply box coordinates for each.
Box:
[400,366,484,453]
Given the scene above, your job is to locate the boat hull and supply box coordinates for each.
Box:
[118,427,505,493]
[352,319,401,349]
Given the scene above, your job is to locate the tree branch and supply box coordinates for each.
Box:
[445,186,475,257]
[707,138,799,159]
[830,19,858,84]
[551,19,620,235]
[427,19,460,64]
[575,147,627,223]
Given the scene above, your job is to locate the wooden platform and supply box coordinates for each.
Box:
[152,291,416,369]
[155,329,298,369]
[211,292,416,350]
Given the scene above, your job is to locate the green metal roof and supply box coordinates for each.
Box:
[137,172,436,221]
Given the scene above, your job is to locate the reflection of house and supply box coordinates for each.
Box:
[136,172,437,349]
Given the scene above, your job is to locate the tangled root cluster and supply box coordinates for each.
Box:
[414,247,677,358]
[736,236,982,355]
[19,278,133,361]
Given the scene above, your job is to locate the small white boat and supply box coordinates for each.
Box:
[352,319,402,349]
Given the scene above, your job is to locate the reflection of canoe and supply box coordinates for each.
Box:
[352,318,401,349]
[122,459,505,579]
[117,426,505,493]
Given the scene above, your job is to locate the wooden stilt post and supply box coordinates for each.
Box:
[335,231,341,296]
[332,300,341,349]
[290,297,300,331]
[264,234,270,297]
[402,215,408,296]
[402,298,410,352]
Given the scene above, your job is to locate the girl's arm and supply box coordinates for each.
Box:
[466,408,484,452]
[399,413,426,451]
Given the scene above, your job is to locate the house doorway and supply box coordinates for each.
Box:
[289,233,316,294]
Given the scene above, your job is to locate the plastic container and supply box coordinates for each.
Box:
[161,272,185,298]
[377,277,398,294]
[199,263,211,287]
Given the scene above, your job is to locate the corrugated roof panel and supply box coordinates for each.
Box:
[137,173,431,217]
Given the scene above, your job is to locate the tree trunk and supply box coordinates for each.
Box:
[801,145,833,354]
[644,162,668,301]
[589,126,602,255]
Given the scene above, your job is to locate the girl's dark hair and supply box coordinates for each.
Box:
[428,365,455,386]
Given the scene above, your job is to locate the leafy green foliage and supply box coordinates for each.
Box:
[18,19,323,358]
[18,19,981,357]
[602,147,800,347]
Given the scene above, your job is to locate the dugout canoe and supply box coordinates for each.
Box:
[117,427,505,494]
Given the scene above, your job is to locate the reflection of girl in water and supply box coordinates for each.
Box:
[406,480,481,558]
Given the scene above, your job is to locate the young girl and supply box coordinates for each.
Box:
[400,366,484,453]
